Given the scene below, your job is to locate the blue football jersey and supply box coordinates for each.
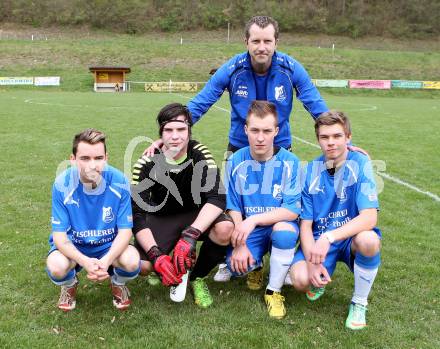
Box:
[50,165,133,254]
[226,147,301,218]
[302,151,379,240]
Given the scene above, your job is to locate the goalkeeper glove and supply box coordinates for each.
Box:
[146,246,181,287]
[173,226,202,275]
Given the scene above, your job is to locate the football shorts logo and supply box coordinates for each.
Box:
[272,184,282,200]
[102,207,115,223]
[275,85,286,102]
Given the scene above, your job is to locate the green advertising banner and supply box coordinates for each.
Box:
[391,80,423,89]
[314,79,348,88]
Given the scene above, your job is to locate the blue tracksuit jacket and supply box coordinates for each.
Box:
[188,51,328,148]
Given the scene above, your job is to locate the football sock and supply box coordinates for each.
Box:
[111,265,141,286]
[352,252,380,306]
[190,237,227,281]
[47,267,76,286]
[267,230,298,293]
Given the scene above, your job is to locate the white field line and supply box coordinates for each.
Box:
[23,98,144,110]
[174,92,440,203]
[379,173,440,202]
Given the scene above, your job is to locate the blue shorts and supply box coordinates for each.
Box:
[292,227,381,275]
[226,220,299,276]
[48,244,112,274]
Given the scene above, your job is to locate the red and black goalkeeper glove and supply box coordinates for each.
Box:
[146,246,182,287]
[173,226,202,275]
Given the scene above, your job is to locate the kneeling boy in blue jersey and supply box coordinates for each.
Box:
[289,111,381,329]
[225,101,302,319]
[46,129,140,312]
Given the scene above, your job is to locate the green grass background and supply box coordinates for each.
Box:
[1,29,439,92]
[0,27,439,348]
[0,89,439,348]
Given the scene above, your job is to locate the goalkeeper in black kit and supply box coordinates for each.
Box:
[131,103,233,308]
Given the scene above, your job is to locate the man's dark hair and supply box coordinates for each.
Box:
[315,111,352,138]
[157,103,193,136]
[244,16,279,41]
[72,128,106,155]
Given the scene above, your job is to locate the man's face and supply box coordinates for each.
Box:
[161,115,190,158]
[245,113,279,161]
[71,141,107,184]
[317,123,351,166]
[246,24,278,72]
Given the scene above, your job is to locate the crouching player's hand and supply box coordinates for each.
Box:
[230,245,255,275]
[146,246,182,287]
[173,226,202,275]
[309,263,331,288]
[82,257,109,282]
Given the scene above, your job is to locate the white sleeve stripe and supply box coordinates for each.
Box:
[346,163,358,182]
[109,186,122,199]
[231,161,248,176]
[63,188,76,205]
[282,160,292,178]
[309,176,320,193]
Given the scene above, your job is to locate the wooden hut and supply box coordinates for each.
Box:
[89,66,131,92]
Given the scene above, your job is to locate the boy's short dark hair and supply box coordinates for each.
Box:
[315,111,352,138]
[72,128,106,155]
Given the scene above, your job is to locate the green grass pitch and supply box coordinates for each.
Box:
[0,90,439,348]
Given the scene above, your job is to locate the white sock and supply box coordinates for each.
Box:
[352,262,378,306]
[267,246,295,293]
[64,277,77,287]
[111,267,140,286]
